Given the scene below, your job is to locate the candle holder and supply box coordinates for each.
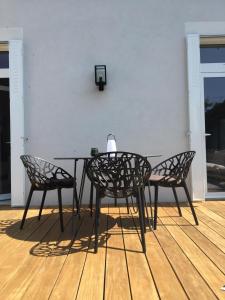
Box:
[91,148,99,156]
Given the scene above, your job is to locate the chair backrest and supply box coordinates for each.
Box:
[86,152,151,198]
[152,151,195,183]
[20,155,61,187]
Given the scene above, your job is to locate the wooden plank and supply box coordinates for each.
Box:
[153,215,217,300]
[0,208,53,257]
[157,207,225,299]
[164,205,225,274]
[203,202,225,218]
[0,208,57,271]
[0,211,69,299]
[206,200,225,206]
[0,204,224,299]
[0,207,38,237]
[104,206,131,300]
[130,208,188,300]
[21,215,81,300]
[49,212,94,300]
[202,201,225,208]
[76,207,108,300]
[187,205,225,238]
[180,207,225,253]
[119,207,159,300]
[197,205,225,225]
[205,201,225,209]
[0,206,24,219]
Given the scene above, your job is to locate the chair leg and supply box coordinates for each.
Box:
[142,188,151,230]
[94,190,101,253]
[38,190,47,220]
[89,182,94,217]
[153,185,159,230]
[172,187,182,217]
[136,188,146,253]
[20,186,34,229]
[125,197,129,214]
[140,189,147,233]
[147,182,153,220]
[114,198,117,207]
[57,189,64,232]
[183,182,199,225]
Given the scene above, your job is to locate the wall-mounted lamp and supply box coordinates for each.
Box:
[95,65,107,91]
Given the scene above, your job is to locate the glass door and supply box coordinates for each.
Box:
[202,73,225,198]
[0,45,10,201]
[0,78,10,200]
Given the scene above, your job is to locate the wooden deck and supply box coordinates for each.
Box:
[0,201,225,300]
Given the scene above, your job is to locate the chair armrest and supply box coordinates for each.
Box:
[52,167,73,179]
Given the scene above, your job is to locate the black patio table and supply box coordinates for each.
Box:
[54,154,162,222]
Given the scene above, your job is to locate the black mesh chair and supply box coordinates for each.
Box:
[86,151,152,253]
[149,151,198,230]
[20,155,78,231]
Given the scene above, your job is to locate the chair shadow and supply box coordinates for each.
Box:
[4,209,148,256]
[4,204,196,257]
[0,218,21,234]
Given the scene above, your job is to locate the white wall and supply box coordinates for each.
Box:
[1,0,225,205]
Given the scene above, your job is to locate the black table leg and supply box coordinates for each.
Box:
[78,159,87,208]
[90,182,94,216]
[72,159,80,222]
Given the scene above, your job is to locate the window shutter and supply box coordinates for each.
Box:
[200,36,225,46]
[0,42,8,51]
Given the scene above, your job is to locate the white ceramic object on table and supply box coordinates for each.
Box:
[107,134,117,156]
